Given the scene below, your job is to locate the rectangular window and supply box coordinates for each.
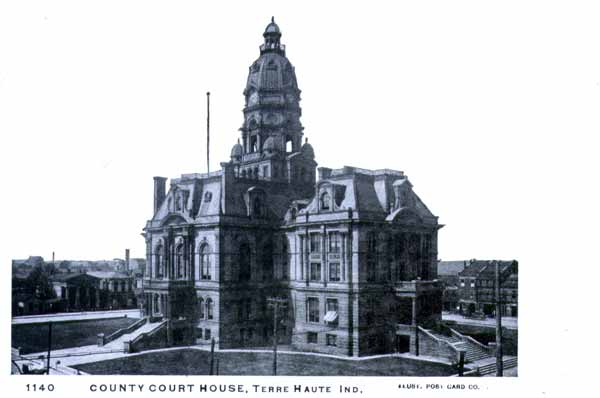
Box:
[205,328,211,341]
[307,297,320,323]
[329,263,340,281]
[326,334,337,346]
[310,234,321,253]
[326,298,338,313]
[367,259,376,282]
[307,332,318,344]
[329,232,341,253]
[310,263,321,281]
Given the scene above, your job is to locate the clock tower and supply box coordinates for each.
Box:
[231,18,315,186]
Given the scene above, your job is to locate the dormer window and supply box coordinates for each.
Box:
[204,191,212,202]
[320,191,331,211]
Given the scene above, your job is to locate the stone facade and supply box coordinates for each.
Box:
[141,19,443,356]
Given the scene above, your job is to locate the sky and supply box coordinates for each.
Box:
[1,1,598,265]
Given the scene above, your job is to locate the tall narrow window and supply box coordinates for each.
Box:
[253,197,262,217]
[239,243,251,282]
[206,298,214,320]
[320,192,331,210]
[309,234,321,253]
[200,244,211,280]
[329,231,341,253]
[199,298,205,319]
[154,243,163,279]
[329,263,340,281]
[307,297,319,323]
[262,242,273,281]
[367,233,377,282]
[175,244,184,279]
[310,263,321,281]
[281,240,289,280]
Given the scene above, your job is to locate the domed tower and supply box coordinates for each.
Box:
[233,18,316,186]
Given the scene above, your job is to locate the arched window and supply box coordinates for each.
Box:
[204,191,212,202]
[262,242,273,281]
[290,208,297,220]
[198,297,205,319]
[281,240,289,280]
[239,243,251,282]
[254,167,259,179]
[320,191,331,211]
[154,243,164,279]
[206,298,214,320]
[242,169,247,179]
[367,233,377,282]
[175,244,184,279]
[200,244,211,280]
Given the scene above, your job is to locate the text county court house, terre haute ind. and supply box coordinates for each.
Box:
[140,19,444,357]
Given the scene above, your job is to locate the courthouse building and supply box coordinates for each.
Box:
[141,19,443,356]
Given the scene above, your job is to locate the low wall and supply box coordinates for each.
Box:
[128,321,168,353]
[102,317,147,346]
[451,324,518,356]
[396,325,460,364]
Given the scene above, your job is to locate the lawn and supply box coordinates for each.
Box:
[74,349,456,376]
[12,317,138,354]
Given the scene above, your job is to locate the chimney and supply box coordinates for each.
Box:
[125,249,130,272]
[153,176,167,213]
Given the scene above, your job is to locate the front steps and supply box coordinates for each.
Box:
[425,328,494,364]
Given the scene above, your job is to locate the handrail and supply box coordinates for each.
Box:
[105,317,147,344]
[449,327,493,353]
[131,320,167,345]
[418,326,462,364]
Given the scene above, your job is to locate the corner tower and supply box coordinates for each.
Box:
[231,18,315,188]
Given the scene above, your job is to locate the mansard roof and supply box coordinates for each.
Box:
[295,166,437,225]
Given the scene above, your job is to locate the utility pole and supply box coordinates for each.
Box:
[267,297,287,376]
[495,260,504,376]
[209,337,215,375]
[46,322,52,374]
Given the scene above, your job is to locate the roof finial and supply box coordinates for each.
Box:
[271,16,275,23]
[305,137,308,144]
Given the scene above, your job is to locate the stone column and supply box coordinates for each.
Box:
[95,289,101,309]
[65,287,70,311]
[411,297,418,326]
[74,288,80,310]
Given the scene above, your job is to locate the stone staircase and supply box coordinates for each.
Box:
[425,328,493,363]
[105,320,163,349]
[455,341,491,362]
[425,330,462,345]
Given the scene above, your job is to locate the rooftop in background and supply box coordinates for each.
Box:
[458,260,518,278]
[437,260,467,276]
